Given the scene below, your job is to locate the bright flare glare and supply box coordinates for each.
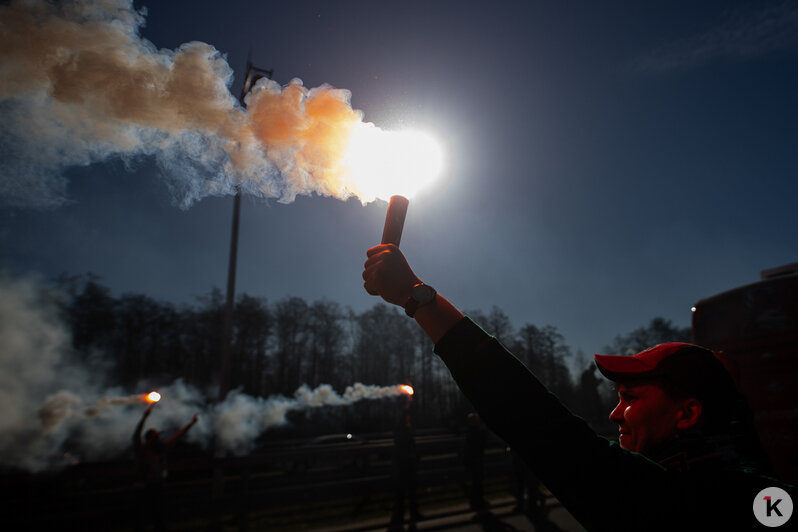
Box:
[345,125,444,201]
[145,391,161,403]
[399,385,415,396]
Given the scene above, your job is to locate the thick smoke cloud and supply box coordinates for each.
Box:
[0,0,377,209]
[0,275,409,471]
[0,275,78,470]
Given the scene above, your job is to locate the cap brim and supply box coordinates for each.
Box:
[594,354,659,381]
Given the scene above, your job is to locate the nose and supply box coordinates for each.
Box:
[609,401,625,425]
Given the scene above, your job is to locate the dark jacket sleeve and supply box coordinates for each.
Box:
[434,317,784,531]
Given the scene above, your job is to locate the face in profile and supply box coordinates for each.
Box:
[609,381,695,455]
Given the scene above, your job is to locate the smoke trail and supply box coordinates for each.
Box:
[214,382,411,454]
[0,0,403,209]
[0,273,410,470]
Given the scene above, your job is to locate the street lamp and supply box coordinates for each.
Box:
[219,61,274,403]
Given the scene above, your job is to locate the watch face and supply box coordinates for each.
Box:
[411,284,436,305]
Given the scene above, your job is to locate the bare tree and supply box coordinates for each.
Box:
[306,300,345,388]
[232,293,272,396]
[604,317,690,356]
[272,296,309,395]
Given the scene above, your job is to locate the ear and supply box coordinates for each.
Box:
[676,398,703,430]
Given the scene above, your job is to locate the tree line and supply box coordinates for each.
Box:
[56,274,690,434]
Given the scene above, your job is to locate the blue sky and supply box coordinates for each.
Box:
[1,0,797,359]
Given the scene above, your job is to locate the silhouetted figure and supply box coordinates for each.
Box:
[577,364,605,428]
[133,403,198,531]
[508,447,545,518]
[390,407,421,530]
[463,412,488,513]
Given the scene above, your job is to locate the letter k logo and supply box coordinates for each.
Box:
[754,487,792,527]
[765,496,784,518]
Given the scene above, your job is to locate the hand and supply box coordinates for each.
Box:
[362,244,421,307]
[144,403,155,416]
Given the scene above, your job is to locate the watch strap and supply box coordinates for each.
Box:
[404,283,436,317]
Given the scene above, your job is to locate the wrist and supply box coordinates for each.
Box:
[413,293,464,343]
[403,283,437,317]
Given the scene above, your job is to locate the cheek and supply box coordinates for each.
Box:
[623,403,651,433]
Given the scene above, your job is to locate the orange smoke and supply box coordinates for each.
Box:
[246,79,362,201]
[0,0,443,209]
[245,78,443,203]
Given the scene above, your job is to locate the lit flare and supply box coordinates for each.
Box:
[399,385,414,396]
[344,126,444,201]
[144,391,161,404]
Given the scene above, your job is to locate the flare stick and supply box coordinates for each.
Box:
[381,195,409,246]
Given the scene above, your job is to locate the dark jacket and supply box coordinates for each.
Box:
[434,317,796,531]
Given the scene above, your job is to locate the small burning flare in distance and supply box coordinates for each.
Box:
[399,384,414,396]
[81,391,162,417]
[144,391,161,404]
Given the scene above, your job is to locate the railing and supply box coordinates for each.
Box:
[1,431,522,531]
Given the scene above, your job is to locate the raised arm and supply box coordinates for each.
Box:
[133,403,154,450]
[163,413,198,447]
[361,243,686,530]
[362,244,463,342]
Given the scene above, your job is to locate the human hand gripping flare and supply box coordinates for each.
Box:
[362,244,421,306]
[362,244,463,343]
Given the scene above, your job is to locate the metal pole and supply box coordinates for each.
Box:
[219,62,274,403]
[213,63,273,528]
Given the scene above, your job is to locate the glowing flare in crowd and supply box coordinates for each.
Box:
[145,391,161,403]
[399,385,415,396]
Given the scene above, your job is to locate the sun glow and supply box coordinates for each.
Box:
[344,125,444,201]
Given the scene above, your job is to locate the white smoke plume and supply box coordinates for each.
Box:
[0,274,410,471]
[213,382,412,455]
[0,0,393,209]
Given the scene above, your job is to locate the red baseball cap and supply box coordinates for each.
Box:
[594,342,715,381]
[594,342,738,403]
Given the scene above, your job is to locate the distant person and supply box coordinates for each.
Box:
[362,243,795,530]
[508,447,546,518]
[133,403,198,531]
[390,406,422,530]
[577,364,606,429]
[463,412,487,513]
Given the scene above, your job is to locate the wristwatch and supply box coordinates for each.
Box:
[404,283,437,317]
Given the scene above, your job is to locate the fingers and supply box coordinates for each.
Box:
[361,246,394,289]
[362,263,380,295]
[363,244,401,272]
[366,243,396,258]
[364,282,379,296]
[361,244,419,306]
